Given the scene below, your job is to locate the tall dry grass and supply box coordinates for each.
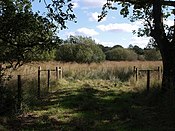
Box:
[9,60,162,91]
[10,60,162,80]
[1,61,162,114]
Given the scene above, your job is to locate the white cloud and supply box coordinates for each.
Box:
[82,0,106,7]
[94,38,120,47]
[97,23,139,33]
[65,28,99,37]
[99,41,119,47]
[77,28,99,36]
[129,36,151,48]
[71,0,80,8]
[65,31,76,37]
[164,19,174,27]
[72,2,79,8]
[112,16,116,19]
[89,12,106,22]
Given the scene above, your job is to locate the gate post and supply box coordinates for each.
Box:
[17,75,22,110]
[147,70,150,92]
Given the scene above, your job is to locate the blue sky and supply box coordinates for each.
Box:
[32,0,174,48]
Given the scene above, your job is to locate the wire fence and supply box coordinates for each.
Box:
[0,65,63,113]
[133,66,163,91]
[0,64,162,114]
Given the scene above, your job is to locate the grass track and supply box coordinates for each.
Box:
[1,79,175,131]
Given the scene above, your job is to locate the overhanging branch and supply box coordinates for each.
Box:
[163,1,175,7]
[108,0,175,7]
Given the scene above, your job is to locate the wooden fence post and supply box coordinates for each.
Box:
[133,66,136,72]
[56,66,58,80]
[158,66,160,80]
[38,66,41,98]
[135,68,138,81]
[0,64,2,85]
[147,70,150,92]
[0,64,2,111]
[133,66,136,77]
[161,66,163,74]
[59,67,62,79]
[47,69,50,92]
[0,64,2,75]
[17,75,22,110]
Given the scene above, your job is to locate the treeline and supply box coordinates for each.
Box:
[27,36,161,63]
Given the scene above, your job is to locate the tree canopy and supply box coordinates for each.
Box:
[0,0,76,68]
[56,36,106,63]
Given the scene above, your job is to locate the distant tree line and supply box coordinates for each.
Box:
[25,36,161,63]
[102,44,161,61]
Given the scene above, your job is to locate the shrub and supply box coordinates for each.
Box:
[56,36,105,63]
[105,47,137,61]
[144,49,162,61]
[56,44,76,62]
[32,50,56,61]
[75,44,94,63]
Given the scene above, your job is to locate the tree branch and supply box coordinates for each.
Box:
[163,1,175,7]
[108,0,175,7]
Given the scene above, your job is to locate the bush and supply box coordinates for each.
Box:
[32,50,57,61]
[90,44,106,63]
[56,36,105,63]
[105,47,137,61]
[75,44,94,63]
[144,49,162,61]
[56,44,76,62]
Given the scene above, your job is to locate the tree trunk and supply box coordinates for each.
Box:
[152,0,175,91]
[160,40,175,90]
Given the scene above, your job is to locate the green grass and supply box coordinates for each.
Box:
[1,78,175,130]
[1,61,173,130]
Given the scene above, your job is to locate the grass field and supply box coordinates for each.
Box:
[2,61,175,130]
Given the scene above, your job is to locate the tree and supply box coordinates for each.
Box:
[144,49,162,61]
[132,45,144,55]
[112,45,124,49]
[56,36,105,63]
[0,0,76,113]
[0,0,75,69]
[105,47,137,61]
[100,0,175,90]
[98,44,112,53]
[56,43,76,62]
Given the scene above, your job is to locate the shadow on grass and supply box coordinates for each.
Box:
[2,84,175,130]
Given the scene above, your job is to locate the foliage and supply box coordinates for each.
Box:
[0,0,75,68]
[129,45,144,55]
[112,45,124,49]
[75,44,94,63]
[144,49,162,61]
[0,0,76,114]
[105,47,137,61]
[98,44,112,53]
[56,36,105,63]
[56,43,76,62]
[30,49,57,61]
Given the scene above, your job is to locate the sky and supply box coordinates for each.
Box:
[32,0,174,48]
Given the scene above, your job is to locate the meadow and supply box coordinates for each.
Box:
[2,61,175,130]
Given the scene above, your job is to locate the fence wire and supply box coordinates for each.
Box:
[0,66,63,114]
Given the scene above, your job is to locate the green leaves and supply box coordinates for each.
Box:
[120,6,129,17]
[56,36,105,63]
[0,0,76,68]
[0,1,57,68]
[44,0,76,30]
